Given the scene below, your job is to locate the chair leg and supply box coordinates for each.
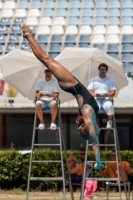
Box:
[128,182,130,200]
[69,183,73,193]
[106,183,109,200]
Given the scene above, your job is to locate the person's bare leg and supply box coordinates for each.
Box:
[20,24,77,88]
[107,163,117,178]
[68,161,77,172]
[50,102,58,123]
[70,164,90,176]
[109,163,128,181]
[70,164,83,176]
[119,166,128,181]
[67,155,77,170]
[36,104,44,123]
[108,115,113,120]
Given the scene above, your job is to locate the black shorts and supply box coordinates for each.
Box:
[70,174,82,184]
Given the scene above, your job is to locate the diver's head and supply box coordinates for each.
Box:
[76,113,93,141]
[76,114,88,134]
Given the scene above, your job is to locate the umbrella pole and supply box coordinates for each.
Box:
[88,59,92,83]
[8,86,14,107]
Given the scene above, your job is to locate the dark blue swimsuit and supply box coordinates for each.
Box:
[60,78,99,141]
[60,78,99,116]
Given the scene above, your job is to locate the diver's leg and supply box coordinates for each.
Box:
[20,24,77,88]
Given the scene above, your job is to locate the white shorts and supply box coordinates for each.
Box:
[36,99,57,109]
[95,98,114,115]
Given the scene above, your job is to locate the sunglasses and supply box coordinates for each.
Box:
[99,68,107,73]
[80,153,85,155]
[111,154,116,157]
[45,70,51,73]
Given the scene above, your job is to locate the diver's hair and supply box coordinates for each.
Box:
[76,114,88,134]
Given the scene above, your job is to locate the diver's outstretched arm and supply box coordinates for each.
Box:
[82,108,104,169]
[86,121,104,169]
[20,24,77,88]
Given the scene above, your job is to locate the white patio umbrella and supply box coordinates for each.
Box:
[0,48,128,104]
[55,47,128,103]
[0,49,46,100]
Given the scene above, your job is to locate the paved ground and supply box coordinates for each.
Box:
[0,191,132,200]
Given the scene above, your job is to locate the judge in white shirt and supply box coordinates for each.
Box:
[35,69,60,130]
[88,63,116,128]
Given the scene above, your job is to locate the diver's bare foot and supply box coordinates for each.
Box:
[20,23,34,38]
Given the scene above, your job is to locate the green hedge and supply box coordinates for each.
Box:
[0,149,133,190]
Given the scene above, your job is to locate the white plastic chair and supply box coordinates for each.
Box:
[39,17,52,26]
[92,35,105,44]
[4,1,16,9]
[106,181,130,200]
[28,9,40,17]
[51,26,64,35]
[53,17,65,26]
[15,9,27,17]
[107,26,120,35]
[65,26,78,35]
[1,9,13,17]
[79,26,92,35]
[121,26,133,35]
[0,2,3,10]
[26,17,38,26]
[93,26,106,34]
[106,35,119,44]
[37,26,50,35]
